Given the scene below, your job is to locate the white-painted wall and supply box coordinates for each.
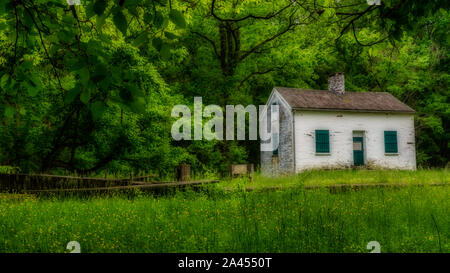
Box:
[293,111,416,171]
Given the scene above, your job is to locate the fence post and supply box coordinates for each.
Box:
[175,164,190,182]
[247,164,254,182]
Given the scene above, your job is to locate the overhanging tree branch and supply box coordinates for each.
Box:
[335,4,379,41]
[239,9,313,62]
[210,0,295,22]
[237,65,285,89]
[351,22,389,47]
[191,30,220,58]
[22,4,65,91]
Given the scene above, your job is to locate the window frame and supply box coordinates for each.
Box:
[384,131,398,154]
[315,130,330,154]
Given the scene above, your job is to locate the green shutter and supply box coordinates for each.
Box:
[316,130,330,153]
[384,131,398,153]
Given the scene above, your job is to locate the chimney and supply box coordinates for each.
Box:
[328,72,345,95]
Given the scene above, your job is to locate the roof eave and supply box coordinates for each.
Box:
[291,107,416,114]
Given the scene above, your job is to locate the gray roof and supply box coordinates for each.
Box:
[275,87,415,113]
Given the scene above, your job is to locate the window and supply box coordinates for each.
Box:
[384,131,398,153]
[315,130,330,153]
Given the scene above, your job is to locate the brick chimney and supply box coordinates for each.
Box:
[328,72,345,95]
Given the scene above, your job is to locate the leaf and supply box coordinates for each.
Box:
[0,1,5,14]
[4,106,15,118]
[22,9,34,29]
[50,2,66,8]
[119,88,133,102]
[6,86,16,96]
[65,85,81,104]
[8,77,16,90]
[78,67,90,87]
[123,70,135,82]
[124,1,138,17]
[49,43,61,56]
[143,11,153,24]
[19,60,33,70]
[0,74,15,94]
[15,69,26,81]
[153,11,164,29]
[152,37,163,51]
[128,97,146,114]
[62,14,77,25]
[160,43,171,60]
[113,10,127,37]
[91,66,107,83]
[28,73,41,89]
[66,58,85,72]
[128,84,144,99]
[164,32,178,40]
[57,30,75,43]
[85,2,96,19]
[93,0,107,15]
[161,17,169,29]
[87,39,101,56]
[90,101,107,120]
[169,10,186,29]
[80,88,91,105]
[19,107,26,116]
[23,80,38,97]
[96,13,107,31]
[25,35,37,49]
[0,74,9,89]
[133,32,149,47]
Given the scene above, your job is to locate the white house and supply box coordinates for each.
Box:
[261,73,416,175]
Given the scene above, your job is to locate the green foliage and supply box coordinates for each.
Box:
[169,9,186,29]
[93,0,107,16]
[0,0,189,174]
[0,165,20,174]
[113,9,127,37]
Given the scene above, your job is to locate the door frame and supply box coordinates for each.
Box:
[352,131,365,166]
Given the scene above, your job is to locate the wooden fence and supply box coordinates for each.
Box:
[0,173,216,193]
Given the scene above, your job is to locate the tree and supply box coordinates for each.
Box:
[0,0,188,173]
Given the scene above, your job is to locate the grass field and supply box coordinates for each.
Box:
[219,169,450,191]
[0,170,448,253]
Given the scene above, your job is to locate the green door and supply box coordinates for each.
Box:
[353,137,364,166]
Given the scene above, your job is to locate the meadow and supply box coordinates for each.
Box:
[219,169,450,191]
[0,169,448,253]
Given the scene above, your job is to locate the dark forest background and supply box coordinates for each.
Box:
[0,0,448,175]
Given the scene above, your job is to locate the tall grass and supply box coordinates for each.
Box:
[221,169,450,191]
[0,184,448,253]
